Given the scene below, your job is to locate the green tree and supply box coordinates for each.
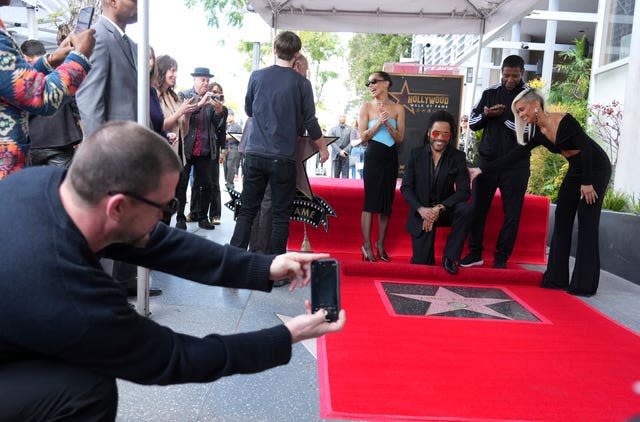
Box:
[549,35,591,103]
[298,32,342,104]
[347,33,411,102]
[237,41,272,71]
[185,0,246,28]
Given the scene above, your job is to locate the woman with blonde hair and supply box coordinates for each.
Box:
[470,88,611,296]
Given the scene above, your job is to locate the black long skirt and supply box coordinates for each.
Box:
[362,140,398,216]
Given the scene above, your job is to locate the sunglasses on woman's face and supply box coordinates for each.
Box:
[365,79,385,87]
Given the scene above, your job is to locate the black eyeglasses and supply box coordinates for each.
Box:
[365,79,385,87]
[108,191,179,215]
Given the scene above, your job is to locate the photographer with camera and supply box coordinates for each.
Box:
[176,67,225,230]
[187,82,228,226]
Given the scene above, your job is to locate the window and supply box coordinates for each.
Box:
[601,0,635,65]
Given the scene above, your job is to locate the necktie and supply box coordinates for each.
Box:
[122,34,135,64]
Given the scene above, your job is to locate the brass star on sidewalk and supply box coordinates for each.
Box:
[296,136,337,199]
[392,287,514,319]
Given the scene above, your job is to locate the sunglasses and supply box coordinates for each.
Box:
[365,79,385,87]
[108,191,180,215]
[431,130,452,141]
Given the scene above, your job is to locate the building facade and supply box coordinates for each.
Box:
[411,0,638,197]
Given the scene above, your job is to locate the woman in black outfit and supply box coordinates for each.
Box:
[358,71,405,262]
[471,89,611,296]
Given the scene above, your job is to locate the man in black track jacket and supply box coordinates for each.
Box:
[461,55,528,269]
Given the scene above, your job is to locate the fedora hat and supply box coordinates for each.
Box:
[191,67,214,78]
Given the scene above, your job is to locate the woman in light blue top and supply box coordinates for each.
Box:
[358,71,405,262]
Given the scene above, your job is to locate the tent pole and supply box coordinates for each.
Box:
[467,18,485,156]
[136,0,151,318]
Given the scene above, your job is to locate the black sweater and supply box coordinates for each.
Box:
[0,167,291,385]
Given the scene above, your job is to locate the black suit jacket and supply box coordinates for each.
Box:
[401,145,470,237]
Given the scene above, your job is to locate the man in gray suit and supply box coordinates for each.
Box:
[76,0,138,137]
[76,0,157,297]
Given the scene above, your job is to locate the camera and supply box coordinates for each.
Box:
[212,94,224,102]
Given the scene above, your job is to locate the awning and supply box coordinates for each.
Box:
[248,0,541,35]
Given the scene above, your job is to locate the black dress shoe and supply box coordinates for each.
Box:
[492,261,507,269]
[175,220,187,230]
[198,219,215,230]
[442,256,459,275]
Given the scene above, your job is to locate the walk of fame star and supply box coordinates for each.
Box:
[380,282,540,321]
[392,287,514,319]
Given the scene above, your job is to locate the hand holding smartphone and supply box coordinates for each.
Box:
[311,259,340,322]
[75,7,94,33]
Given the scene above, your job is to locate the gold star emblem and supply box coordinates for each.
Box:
[389,80,415,115]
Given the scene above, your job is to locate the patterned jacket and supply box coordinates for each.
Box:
[0,25,90,179]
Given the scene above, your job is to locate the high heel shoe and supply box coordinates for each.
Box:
[376,242,390,262]
[361,245,377,262]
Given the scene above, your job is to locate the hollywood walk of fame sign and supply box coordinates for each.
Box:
[386,73,464,175]
[224,135,338,231]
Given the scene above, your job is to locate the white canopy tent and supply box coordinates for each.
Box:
[248,0,541,35]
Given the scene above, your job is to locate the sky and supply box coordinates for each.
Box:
[127,2,355,127]
[127,2,268,118]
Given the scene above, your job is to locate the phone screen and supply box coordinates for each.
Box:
[75,7,94,33]
[311,259,340,322]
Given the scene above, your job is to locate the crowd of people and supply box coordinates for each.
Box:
[0,0,612,417]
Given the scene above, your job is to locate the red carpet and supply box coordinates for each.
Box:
[318,266,640,421]
[298,179,639,421]
[288,178,549,265]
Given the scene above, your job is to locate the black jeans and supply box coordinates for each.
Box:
[230,154,296,254]
[0,360,118,421]
[176,156,214,221]
[468,166,530,263]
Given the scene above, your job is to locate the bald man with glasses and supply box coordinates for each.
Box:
[0,121,345,420]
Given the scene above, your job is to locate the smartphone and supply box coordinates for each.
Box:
[75,6,94,33]
[311,259,340,322]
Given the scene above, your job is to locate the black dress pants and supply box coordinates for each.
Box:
[411,202,473,265]
[0,360,117,421]
[542,156,611,295]
[468,166,530,263]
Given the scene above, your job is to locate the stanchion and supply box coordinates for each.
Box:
[136,266,150,317]
[301,223,312,252]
